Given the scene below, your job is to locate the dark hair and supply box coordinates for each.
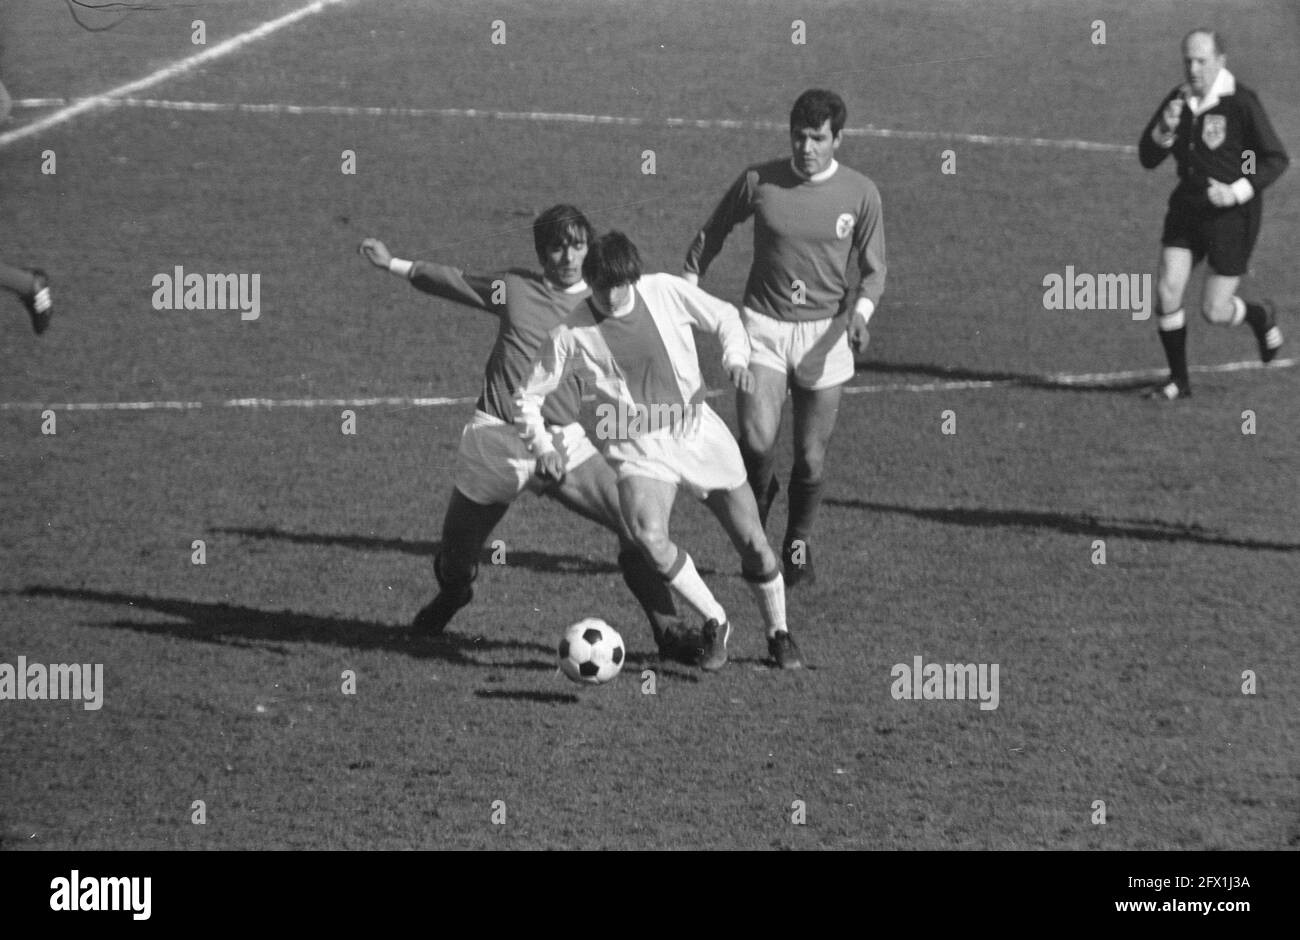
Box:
[790,89,846,136]
[1183,28,1223,56]
[582,231,642,290]
[533,204,594,259]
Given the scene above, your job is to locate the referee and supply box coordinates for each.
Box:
[1140,29,1289,400]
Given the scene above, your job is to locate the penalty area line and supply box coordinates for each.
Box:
[0,0,352,150]
[10,96,1136,154]
[0,395,476,412]
[1,360,1291,412]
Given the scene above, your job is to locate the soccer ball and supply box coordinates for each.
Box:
[558,618,625,685]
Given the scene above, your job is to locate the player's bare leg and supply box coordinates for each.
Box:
[703,483,803,669]
[1201,273,1284,364]
[784,383,841,587]
[412,489,509,634]
[737,363,788,527]
[549,458,693,659]
[1150,246,1195,399]
[619,475,731,670]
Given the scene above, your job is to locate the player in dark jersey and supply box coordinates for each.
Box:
[359,206,696,661]
[1139,29,1290,400]
[684,89,885,587]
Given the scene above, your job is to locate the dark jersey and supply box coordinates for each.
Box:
[408,265,588,426]
[685,159,886,322]
[1139,72,1289,210]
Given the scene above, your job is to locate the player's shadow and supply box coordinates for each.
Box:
[474,689,581,704]
[211,526,621,574]
[826,499,1300,552]
[856,361,1153,393]
[13,586,561,669]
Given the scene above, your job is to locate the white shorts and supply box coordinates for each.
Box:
[744,307,854,390]
[454,410,598,506]
[606,404,746,500]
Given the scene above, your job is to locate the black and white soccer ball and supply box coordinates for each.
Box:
[558,618,625,684]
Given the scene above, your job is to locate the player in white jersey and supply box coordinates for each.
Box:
[360,207,697,662]
[516,232,804,670]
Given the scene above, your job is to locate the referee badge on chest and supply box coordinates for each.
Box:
[835,213,855,239]
[1201,114,1226,150]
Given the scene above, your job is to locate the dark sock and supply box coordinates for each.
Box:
[785,477,824,548]
[619,548,681,640]
[1243,302,1267,334]
[740,440,778,528]
[434,552,476,593]
[1157,323,1189,389]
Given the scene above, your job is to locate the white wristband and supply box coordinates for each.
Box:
[854,297,875,324]
[682,271,699,286]
[388,258,414,278]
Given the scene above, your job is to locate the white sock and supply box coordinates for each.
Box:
[746,569,787,637]
[1229,295,1247,327]
[666,551,726,624]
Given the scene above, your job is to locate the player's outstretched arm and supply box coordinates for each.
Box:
[357,237,500,313]
[358,237,394,270]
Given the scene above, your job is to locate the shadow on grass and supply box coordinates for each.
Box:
[13,586,577,669]
[827,499,1300,552]
[210,527,621,574]
[474,689,581,704]
[856,360,1154,393]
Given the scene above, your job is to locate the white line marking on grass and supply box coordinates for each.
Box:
[0,0,351,150]
[11,97,1136,154]
[0,395,475,412]
[1042,358,1296,385]
[843,358,1296,395]
[2,360,1291,413]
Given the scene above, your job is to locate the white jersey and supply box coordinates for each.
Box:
[515,273,750,456]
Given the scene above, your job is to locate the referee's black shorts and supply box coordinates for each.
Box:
[1160,191,1262,277]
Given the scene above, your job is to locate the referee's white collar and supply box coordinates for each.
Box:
[1186,68,1235,116]
[790,159,839,182]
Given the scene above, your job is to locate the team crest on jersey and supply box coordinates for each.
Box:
[1201,114,1226,150]
[835,213,855,239]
